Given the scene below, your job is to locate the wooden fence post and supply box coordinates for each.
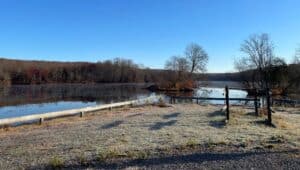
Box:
[225,86,230,121]
[254,88,258,116]
[266,88,272,125]
[39,118,44,125]
[80,111,84,118]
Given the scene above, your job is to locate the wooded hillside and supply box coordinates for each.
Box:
[0,58,299,94]
[0,58,162,85]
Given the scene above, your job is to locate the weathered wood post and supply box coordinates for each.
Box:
[254,88,258,116]
[266,88,272,125]
[260,97,264,108]
[225,86,230,121]
[80,111,84,118]
[39,118,44,125]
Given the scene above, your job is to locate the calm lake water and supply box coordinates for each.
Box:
[0,82,247,119]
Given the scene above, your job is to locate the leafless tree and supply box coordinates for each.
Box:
[286,47,300,93]
[163,56,189,87]
[165,56,179,71]
[235,33,285,89]
[293,47,300,64]
[165,56,189,76]
[185,43,208,73]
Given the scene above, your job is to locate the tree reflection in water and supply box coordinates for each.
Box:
[0,83,152,107]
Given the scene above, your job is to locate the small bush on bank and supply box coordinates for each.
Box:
[157,97,168,107]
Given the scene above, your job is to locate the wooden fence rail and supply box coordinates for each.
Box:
[273,99,300,106]
[169,96,259,102]
[0,96,159,126]
[169,94,260,120]
[170,94,299,125]
[169,96,300,105]
[169,86,299,125]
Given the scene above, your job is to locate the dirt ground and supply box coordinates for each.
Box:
[0,104,299,169]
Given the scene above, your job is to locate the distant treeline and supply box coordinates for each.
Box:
[197,72,242,81]
[198,64,300,81]
[0,58,164,85]
[1,58,299,93]
[197,64,300,94]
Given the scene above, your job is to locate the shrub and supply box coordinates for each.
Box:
[157,97,168,107]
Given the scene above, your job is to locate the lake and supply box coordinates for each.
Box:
[0,82,247,119]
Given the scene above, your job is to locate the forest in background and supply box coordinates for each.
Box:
[0,58,164,85]
[1,34,299,96]
[0,43,209,90]
[0,57,299,87]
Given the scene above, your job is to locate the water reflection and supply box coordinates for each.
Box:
[168,87,248,105]
[0,84,152,118]
[195,87,248,105]
[0,84,151,107]
[0,83,248,119]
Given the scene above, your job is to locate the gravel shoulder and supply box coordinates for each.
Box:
[0,104,299,169]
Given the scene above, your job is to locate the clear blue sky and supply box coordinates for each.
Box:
[0,0,299,73]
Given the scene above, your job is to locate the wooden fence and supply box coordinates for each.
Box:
[169,86,260,121]
[169,86,299,125]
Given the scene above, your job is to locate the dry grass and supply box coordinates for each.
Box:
[0,104,299,169]
[258,108,268,116]
[273,115,295,129]
[49,156,64,169]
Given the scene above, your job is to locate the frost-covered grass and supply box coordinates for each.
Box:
[0,104,299,169]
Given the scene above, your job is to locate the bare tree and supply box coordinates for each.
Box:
[293,47,300,64]
[165,56,179,71]
[286,47,300,93]
[163,56,190,88]
[165,55,189,77]
[235,33,284,89]
[185,43,208,73]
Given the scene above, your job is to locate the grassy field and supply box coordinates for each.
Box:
[0,104,299,169]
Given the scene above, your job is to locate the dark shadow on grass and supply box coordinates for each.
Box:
[208,111,224,117]
[101,120,124,129]
[289,111,300,115]
[209,120,226,128]
[126,113,144,118]
[36,149,300,170]
[252,120,276,128]
[245,112,257,116]
[149,120,177,131]
[162,112,181,119]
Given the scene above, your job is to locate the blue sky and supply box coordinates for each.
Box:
[0,0,299,73]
